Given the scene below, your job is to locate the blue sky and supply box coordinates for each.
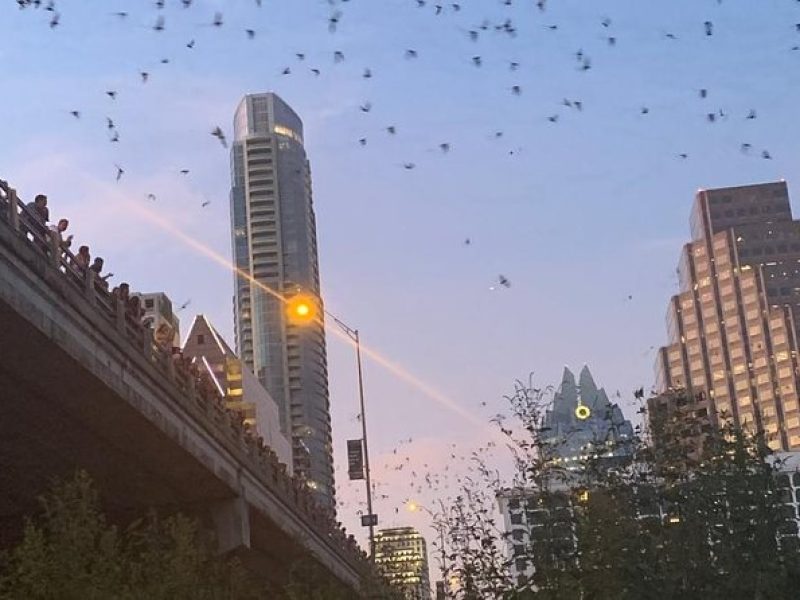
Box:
[2,0,800,552]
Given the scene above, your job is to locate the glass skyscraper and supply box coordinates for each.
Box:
[542,366,634,469]
[230,92,334,508]
[656,181,800,451]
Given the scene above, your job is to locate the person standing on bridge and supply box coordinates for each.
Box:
[48,218,73,255]
[28,194,49,225]
[89,257,113,289]
[20,194,50,250]
[73,245,90,271]
[112,282,130,305]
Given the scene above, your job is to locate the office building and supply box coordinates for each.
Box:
[542,366,634,469]
[182,314,292,470]
[374,527,431,600]
[773,452,800,549]
[497,367,633,587]
[230,92,334,506]
[497,487,577,589]
[656,181,800,451]
[136,292,180,349]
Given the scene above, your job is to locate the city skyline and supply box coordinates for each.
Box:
[1,0,799,554]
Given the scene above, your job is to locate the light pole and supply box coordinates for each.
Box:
[285,296,376,561]
[331,315,376,562]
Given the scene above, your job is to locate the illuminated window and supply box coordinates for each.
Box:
[273,124,304,144]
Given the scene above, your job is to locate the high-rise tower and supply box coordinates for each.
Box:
[542,366,634,468]
[656,181,800,451]
[230,92,334,507]
[374,527,432,600]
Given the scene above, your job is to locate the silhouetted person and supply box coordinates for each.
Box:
[89,257,113,289]
[48,218,73,255]
[28,194,49,225]
[73,245,90,271]
[112,282,130,306]
[20,194,50,249]
[127,294,143,321]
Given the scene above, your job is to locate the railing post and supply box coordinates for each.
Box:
[186,374,197,401]
[84,269,97,306]
[49,232,61,269]
[115,297,126,334]
[142,327,154,359]
[8,188,19,232]
[167,352,176,380]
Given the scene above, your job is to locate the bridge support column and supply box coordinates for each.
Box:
[211,494,251,554]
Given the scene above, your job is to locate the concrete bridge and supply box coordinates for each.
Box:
[0,181,376,596]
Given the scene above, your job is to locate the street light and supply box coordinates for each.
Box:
[285,294,377,561]
[330,315,377,562]
[286,294,317,324]
[407,500,448,597]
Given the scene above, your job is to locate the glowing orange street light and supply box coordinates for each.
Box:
[286,294,316,323]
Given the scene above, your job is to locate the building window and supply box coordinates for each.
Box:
[197,334,205,344]
[145,299,154,309]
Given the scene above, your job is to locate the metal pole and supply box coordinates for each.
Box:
[354,330,375,561]
[439,526,447,598]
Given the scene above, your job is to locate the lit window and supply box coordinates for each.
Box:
[273,124,304,144]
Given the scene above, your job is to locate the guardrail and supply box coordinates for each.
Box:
[0,179,369,578]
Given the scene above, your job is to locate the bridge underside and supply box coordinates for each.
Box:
[0,295,319,591]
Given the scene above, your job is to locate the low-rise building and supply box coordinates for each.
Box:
[182,314,292,471]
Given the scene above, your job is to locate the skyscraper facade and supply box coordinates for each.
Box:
[230,92,334,507]
[656,181,800,451]
[374,527,432,600]
[542,366,634,469]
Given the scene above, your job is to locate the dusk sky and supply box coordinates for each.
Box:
[2,0,800,552]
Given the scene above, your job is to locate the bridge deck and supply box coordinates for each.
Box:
[0,181,372,594]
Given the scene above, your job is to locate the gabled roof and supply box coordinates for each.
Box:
[183,314,236,358]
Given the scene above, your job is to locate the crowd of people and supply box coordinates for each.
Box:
[0,183,145,319]
[1,183,227,399]
[0,184,113,283]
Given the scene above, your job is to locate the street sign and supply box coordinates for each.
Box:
[347,439,365,480]
[361,514,378,527]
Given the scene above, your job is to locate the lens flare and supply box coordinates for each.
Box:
[124,200,483,427]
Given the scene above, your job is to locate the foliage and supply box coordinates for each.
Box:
[279,555,364,600]
[0,471,259,600]
[0,471,401,600]
[437,380,800,600]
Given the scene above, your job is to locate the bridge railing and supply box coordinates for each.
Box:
[0,180,369,575]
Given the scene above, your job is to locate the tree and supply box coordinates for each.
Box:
[0,471,258,600]
[437,380,800,599]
